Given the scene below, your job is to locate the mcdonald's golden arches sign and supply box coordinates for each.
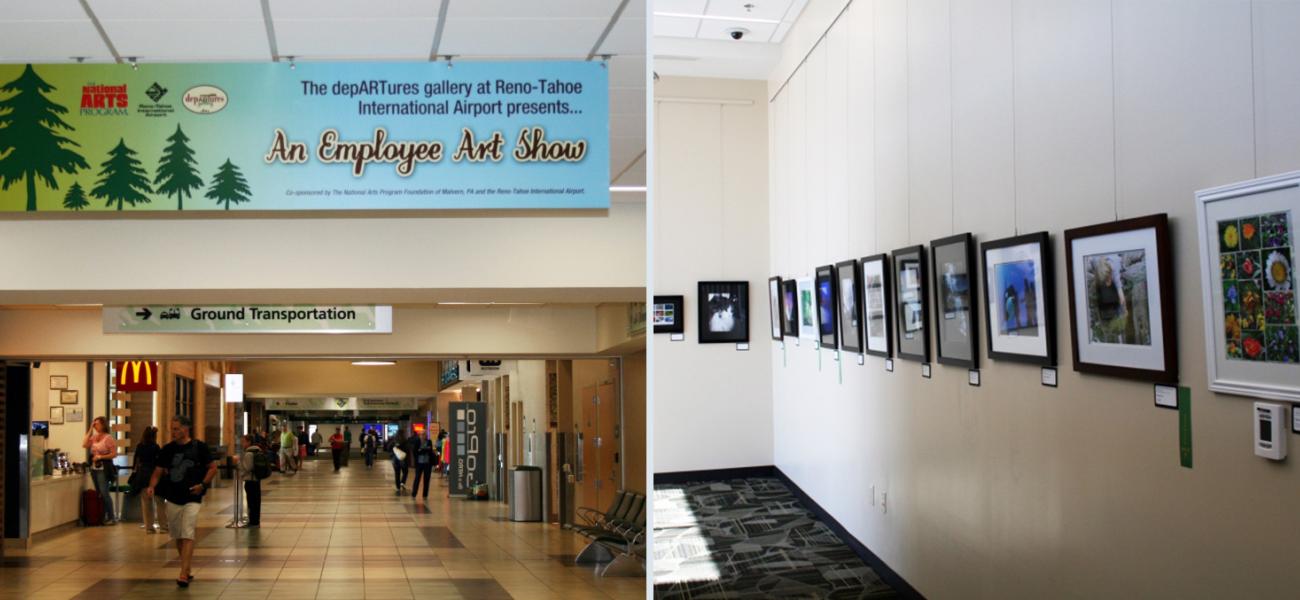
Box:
[114,361,159,392]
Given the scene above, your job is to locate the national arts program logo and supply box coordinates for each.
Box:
[80,82,128,116]
[182,85,227,114]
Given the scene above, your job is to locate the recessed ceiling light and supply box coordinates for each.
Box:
[351,361,395,366]
[654,12,781,25]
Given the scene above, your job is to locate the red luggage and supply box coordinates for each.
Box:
[81,489,104,526]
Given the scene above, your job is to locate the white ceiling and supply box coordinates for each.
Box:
[0,0,646,186]
[652,0,803,80]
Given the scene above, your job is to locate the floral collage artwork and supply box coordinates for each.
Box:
[1219,211,1297,362]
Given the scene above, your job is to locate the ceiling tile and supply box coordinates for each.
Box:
[696,18,777,43]
[88,0,263,20]
[0,21,109,61]
[439,18,607,56]
[270,0,440,20]
[448,0,622,20]
[654,0,708,15]
[101,19,270,60]
[277,19,437,59]
[607,54,646,88]
[653,15,699,38]
[5,0,87,20]
[704,0,791,22]
[597,14,644,55]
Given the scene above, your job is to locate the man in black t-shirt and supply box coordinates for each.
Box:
[146,416,216,588]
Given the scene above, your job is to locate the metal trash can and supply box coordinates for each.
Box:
[510,466,543,522]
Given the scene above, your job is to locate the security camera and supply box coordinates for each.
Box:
[727,27,749,41]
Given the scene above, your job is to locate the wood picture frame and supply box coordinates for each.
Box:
[892,245,930,362]
[861,254,894,358]
[698,281,749,344]
[835,259,864,353]
[49,406,64,425]
[653,295,685,334]
[1064,214,1178,382]
[981,231,1057,366]
[49,375,69,390]
[60,390,79,405]
[932,233,980,368]
[815,265,839,350]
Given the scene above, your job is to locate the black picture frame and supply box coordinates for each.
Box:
[698,281,749,344]
[892,245,930,362]
[860,254,894,358]
[768,276,784,341]
[931,232,980,369]
[981,232,1057,366]
[815,265,839,350]
[781,279,798,337]
[835,259,864,353]
[652,295,685,334]
[1064,214,1178,383]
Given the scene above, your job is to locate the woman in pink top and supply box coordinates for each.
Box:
[83,416,119,525]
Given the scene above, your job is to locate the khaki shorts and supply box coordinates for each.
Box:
[165,500,201,540]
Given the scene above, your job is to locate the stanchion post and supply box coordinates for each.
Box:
[226,456,247,529]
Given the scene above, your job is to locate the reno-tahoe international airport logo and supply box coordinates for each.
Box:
[80,83,128,116]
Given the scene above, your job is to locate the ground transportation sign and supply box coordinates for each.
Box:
[0,62,608,213]
[103,305,392,334]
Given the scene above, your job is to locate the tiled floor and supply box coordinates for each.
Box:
[1,455,644,599]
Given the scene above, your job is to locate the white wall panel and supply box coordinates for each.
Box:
[758,0,1300,597]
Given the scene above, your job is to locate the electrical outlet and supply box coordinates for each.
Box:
[870,485,875,506]
[882,491,888,514]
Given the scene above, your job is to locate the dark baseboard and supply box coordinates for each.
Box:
[772,466,926,600]
[653,465,776,485]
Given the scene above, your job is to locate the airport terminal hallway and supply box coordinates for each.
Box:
[0,455,642,599]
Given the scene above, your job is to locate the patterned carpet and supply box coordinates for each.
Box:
[653,477,899,599]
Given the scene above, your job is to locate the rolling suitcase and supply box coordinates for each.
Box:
[81,489,104,526]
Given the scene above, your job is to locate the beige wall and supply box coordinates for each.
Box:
[0,202,645,305]
[239,360,441,397]
[29,362,93,460]
[653,76,773,473]
[0,305,601,358]
[764,1,1300,597]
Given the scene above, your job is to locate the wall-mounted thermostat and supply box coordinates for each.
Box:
[1254,402,1286,460]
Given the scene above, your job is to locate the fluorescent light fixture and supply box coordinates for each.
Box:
[351,361,396,366]
[654,11,781,25]
[610,185,646,193]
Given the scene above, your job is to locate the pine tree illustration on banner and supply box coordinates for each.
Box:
[62,181,89,210]
[91,138,153,211]
[205,159,251,210]
[154,124,203,210]
[0,64,89,211]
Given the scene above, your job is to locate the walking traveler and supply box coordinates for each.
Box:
[145,416,216,588]
[132,426,167,533]
[310,428,323,456]
[343,426,353,466]
[278,424,298,474]
[238,433,266,527]
[411,432,436,499]
[362,428,377,468]
[296,426,309,464]
[83,416,118,525]
[329,427,345,472]
[388,431,408,491]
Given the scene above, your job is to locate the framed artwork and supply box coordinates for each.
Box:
[1064,214,1177,382]
[698,281,749,343]
[768,276,784,341]
[653,295,685,334]
[861,254,893,357]
[781,279,798,337]
[68,407,84,422]
[60,390,78,405]
[981,232,1057,366]
[835,259,863,353]
[797,277,818,341]
[892,245,930,362]
[815,265,839,350]
[49,375,69,390]
[50,406,64,425]
[1196,171,1300,401]
[932,233,979,368]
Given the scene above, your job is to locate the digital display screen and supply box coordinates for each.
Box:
[1260,417,1272,443]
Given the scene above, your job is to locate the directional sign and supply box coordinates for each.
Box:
[103,305,392,334]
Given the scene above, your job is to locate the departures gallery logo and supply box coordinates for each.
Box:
[80,82,128,116]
